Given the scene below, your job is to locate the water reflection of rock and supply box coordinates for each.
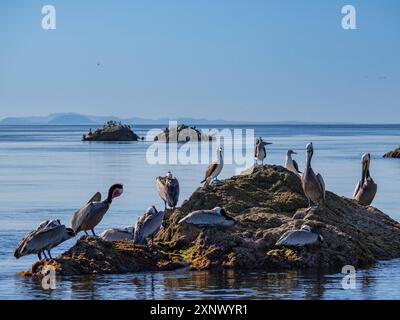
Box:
[161,269,327,299]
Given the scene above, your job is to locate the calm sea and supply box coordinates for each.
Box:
[0,124,400,300]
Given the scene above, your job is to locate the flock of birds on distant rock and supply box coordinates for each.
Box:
[14,138,378,261]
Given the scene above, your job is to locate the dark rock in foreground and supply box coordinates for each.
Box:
[82,121,140,141]
[20,236,186,277]
[21,166,400,277]
[383,147,400,158]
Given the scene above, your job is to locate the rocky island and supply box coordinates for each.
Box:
[383,147,400,158]
[82,121,141,142]
[21,165,400,277]
[154,124,214,143]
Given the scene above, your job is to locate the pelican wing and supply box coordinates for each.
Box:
[203,163,218,181]
[87,192,101,204]
[142,211,164,236]
[100,227,134,241]
[133,211,165,244]
[352,180,362,199]
[166,178,179,207]
[156,177,168,201]
[276,230,319,247]
[179,210,232,226]
[275,230,294,246]
[316,173,326,199]
[254,140,259,157]
[17,225,68,256]
[292,160,302,173]
[14,229,38,258]
[71,201,106,232]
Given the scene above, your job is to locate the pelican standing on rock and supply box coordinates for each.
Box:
[285,149,302,177]
[179,207,236,227]
[276,225,323,247]
[71,183,124,236]
[254,138,272,165]
[156,171,180,209]
[133,206,165,245]
[201,147,224,185]
[14,223,75,260]
[301,143,325,208]
[353,153,377,206]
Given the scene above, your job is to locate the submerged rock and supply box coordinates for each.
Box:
[82,121,140,141]
[154,124,214,143]
[383,147,400,158]
[21,166,400,277]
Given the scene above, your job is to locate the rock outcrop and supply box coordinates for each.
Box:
[383,147,400,158]
[21,166,400,277]
[20,236,186,278]
[82,121,141,141]
[154,124,214,143]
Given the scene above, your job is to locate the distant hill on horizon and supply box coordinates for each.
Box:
[0,112,358,126]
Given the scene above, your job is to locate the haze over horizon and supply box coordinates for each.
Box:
[1,0,399,123]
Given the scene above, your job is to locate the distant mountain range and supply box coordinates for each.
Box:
[0,113,351,126]
[0,113,244,126]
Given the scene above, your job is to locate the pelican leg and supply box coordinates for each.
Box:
[42,251,48,259]
[84,230,89,235]
[38,252,42,260]
[48,250,53,260]
[91,229,96,236]
[164,201,167,210]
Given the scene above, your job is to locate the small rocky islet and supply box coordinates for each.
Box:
[82,121,142,142]
[22,165,400,277]
[383,147,400,158]
[154,124,214,143]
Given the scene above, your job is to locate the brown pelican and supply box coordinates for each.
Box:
[301,143,325,208]
[156,171,179,209]
[179,207,236,227]
[201,147,224,185]
[14,224,75,260]
[100,226,134,241]
[353,153,377,206]
[71,183,123,236]
[133,206,165,245]
[285,149,302,177]
[254,137,272,165]
[276,225,323,247]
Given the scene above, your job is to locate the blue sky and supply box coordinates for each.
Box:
[0,0,399,122]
